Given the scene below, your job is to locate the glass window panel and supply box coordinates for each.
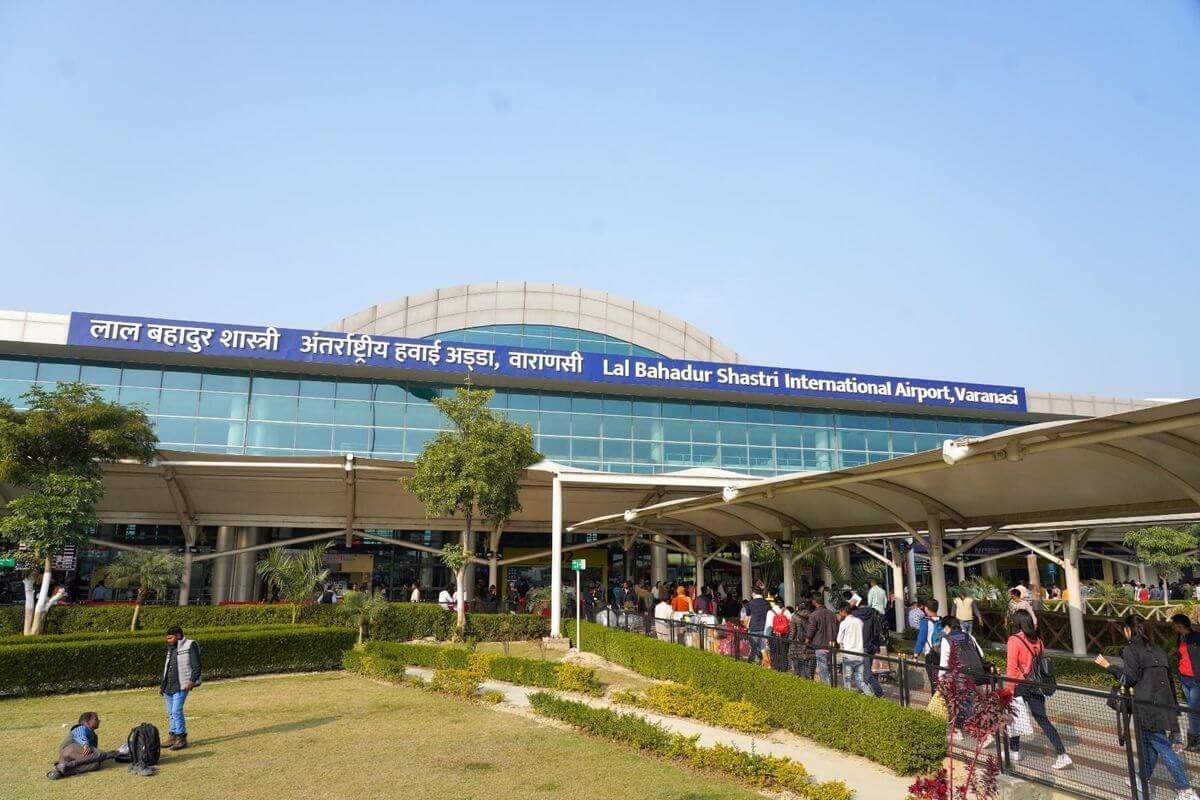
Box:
[463,330,493,345]
[631,399,660,417]
[161,369,202,389]
[372,428,406,453]
[776,427,803,448]
[118,386,159,414]
[749,447,775,468]
[661,401,690,420]
[336,381,372,401]
[841,452,868,468]
[840,431,868,451]
[198,392,248,420]
[201,371,249,392]
[153,417,195,445]
[802,428,834,449]
[691,420,717,444]
[578,339,606,354]
[538,436,571,460]
[295,425,333,451]
[747,425,773,446]
[550,337,578,352]
[334,400,371,426]
[245,421,290,449]
[602,439,632,461]
[602,415,632,439]
[720,446,749,468]
[571,414,601,437]
[747,407,773,424]
[0,358,37,380]
[250,395,298,422]
[718,405,747,422]
[664,442,691,465]
[80,364,121,385]
[719,422,747,445]
[912,416,941,434]
[915,434,944,452]
[633,441,661,464]
[962,421,985,436]
[806,450,834,471]
[836,413,870,430]
[690,403,718,421]
[405,429,435,455]
[571,396,602,413]
[493,332,523,348]
[298,378,336,398]
[868,451,892,463]
[486,392,508,410]
[602,397,632,415]
[158,389,198,416]
[540,394,571,412]
[572,438,600,460]
[693,444,718,465]
[777,448,805,469]
[36,361,81,383]
[405,404,443,429]
[631,417,662,440]
[801,411,832,427]
[603,341,631,354]
[524,325,554,337]
[374,402,405,427]
[937,418,962,434]
[374,383,407,403]
[540,412,570,436]
[663,419,690,442]
[507,392,539,410]
[94,385,119,403]
[297,397,334,424]
[892,433,917,453]
[333,426,371,452]
[866,431,890,452]
[199,420,248,447]
[252,376,299,396]
[890,415,916,432]
[504,409,538,429]
[774,408,803,426]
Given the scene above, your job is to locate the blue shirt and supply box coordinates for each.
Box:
[71,724,97,748]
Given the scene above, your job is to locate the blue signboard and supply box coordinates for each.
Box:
[66,312,1027,412]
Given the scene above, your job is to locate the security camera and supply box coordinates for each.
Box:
[942,438,972,465]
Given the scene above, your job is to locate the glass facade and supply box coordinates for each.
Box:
[0,351,1015,476]
[432,323,663,357]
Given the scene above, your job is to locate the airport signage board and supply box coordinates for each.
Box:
[68,312,1027,412]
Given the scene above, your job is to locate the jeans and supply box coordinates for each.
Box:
[1142,730,1191,790]
[1182,676,1200,739]
[815,650,831,683]
[924,651,941,693]
[841,658,871,694]
[960,621,973,637]
[863,657,884,697]
[164,690,189,736]
[1008,692,1065,755]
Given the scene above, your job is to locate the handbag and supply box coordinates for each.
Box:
[1009,696,1035,737]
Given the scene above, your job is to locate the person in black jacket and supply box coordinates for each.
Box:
[850,602,884,697]
[744,590,770,664]
[1096,615,1197,800]
[1172,614,1200,751]
[805,592,839,684]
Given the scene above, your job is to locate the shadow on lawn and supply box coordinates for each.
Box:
[196,715,339,746]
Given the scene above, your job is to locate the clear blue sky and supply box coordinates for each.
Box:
[2,3,1197,398]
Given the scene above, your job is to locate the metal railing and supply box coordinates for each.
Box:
[598,609,1200,800]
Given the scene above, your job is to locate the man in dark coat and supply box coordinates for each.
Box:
[745,590,770,664]
[805,592,839,683]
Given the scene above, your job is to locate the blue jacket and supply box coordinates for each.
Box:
[914,617,932,655]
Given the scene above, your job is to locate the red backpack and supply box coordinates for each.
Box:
[772,612,790,635]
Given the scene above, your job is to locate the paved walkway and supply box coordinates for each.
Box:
[406,666,912,800]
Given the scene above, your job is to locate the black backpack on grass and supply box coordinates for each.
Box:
[127,723,161,769]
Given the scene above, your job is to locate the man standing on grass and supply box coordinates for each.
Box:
[162,626,202,751]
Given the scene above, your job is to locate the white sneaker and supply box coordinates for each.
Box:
[1052,754,1073,770]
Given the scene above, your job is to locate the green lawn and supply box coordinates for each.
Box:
[0,672,759,800]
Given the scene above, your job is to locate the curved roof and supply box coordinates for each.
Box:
[327,282,744,363]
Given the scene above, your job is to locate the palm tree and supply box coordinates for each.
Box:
[256,542,332,624]
[104,550,184,631]
[342,588,389,644]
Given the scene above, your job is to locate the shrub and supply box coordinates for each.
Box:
[529,692,853,800]
[0,623,302,647]
[576,621,944,774]
[429,668,481,699]
[464,613,549,642]
[715,700,770,734]
[0,626,355,697]
[554,662,603,696]
[480,689,504,704]
[343,646,407,682]
[614,682,769,734]
[357,641,601,695]
[361,641,470,669]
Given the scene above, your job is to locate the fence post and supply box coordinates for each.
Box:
[1130,698,1151,800]
[1118,696,1139,800]
[898,655,909,707]
[829,648,840,688]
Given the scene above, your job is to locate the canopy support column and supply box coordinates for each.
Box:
[210,526,236,605]
[927,514,948,615]
[1027,553,1042,602]
[956,558,967,583]
[653,535,668,586]
[178,525,197,606]
[906,543,918,602]
[889,542,906,631]
[1064,531,1087,656]
[549,474,564,640]
[694,534,706,587]
[739,541,752,599]
[781,533,795,607]
[982,558,998,578]
[487,527,502,591]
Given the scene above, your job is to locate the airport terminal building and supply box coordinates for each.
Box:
[0,282,1163,604]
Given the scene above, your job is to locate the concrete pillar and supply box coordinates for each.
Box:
[927,515,948,616]
[653,535,668,586]
[982,558,999,579]
[892,554,906,631]
[1064,532,1087,656]
[739,541,752,599]
[178,525,196,606]
[1101,558,1114,584]
[550,475,563,639]
[835,545,851,578]
[906,543,918,602]
[487,525,502,591]
[624,540,634,582]
[232,527,261,602]
[210,525,236,605]
[694,535,705,587]
[956,560,967,584]
[1027,553,1042,603]
[781,536,796,607]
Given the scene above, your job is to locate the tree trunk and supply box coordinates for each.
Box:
[22,574,36,635]
[456,567,466,631]
[1164,578,1170,606]
[130,603,142,632]
[358,621,365,646]
[29,557,53,636]
[292,603,299,625]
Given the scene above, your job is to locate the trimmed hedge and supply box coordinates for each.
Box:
[529,692,853,800]
[358,641,601,695]
[613,682,770,734]
[575,622,944,774]
[0,603,548,644]
[0,626,355,697]
[0,624,303,648]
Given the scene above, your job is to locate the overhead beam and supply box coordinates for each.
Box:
[867,479,966,525]
[944,525,1001,560]
[1004,533,1064,567]
[823,487,920,538]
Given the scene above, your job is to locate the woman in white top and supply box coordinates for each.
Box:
[410,584,421,603]
[437,587,454,610]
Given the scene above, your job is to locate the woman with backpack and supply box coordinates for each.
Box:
[1096,615,1199,800]
[768,598,791,671]
[1006,610,1071,769]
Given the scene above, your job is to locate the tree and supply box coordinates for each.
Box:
[404,382,541,631]
[256,542,332,623]
[104,549,184,631]
[1123,526,1199,605]
[439,543,472,633]
[0,383,157,635]
[342,588,389,645]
